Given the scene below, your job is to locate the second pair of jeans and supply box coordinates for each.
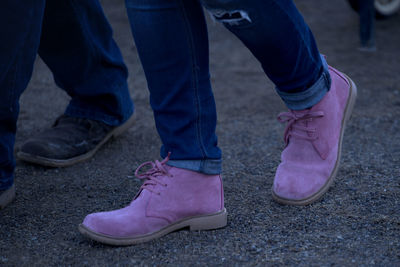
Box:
[0,0,133,191]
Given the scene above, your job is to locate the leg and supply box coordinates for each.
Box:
[79,0,226,245]
[0,0,46,208]
[125,0,221,174]
[17,0,135,167]
[200,0,357,205]
[39,0,133,126]
[359,0,376,51]
[200,0,330,109]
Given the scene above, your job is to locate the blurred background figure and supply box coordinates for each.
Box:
[359,0,376,51]
[347,0,400,51]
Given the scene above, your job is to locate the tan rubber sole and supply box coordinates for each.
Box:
[0,184,15,209]
[78,208,228,246]
[272,74,358,206]
[17,114,135,168]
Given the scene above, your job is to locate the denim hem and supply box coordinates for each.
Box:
[166,159,222,175]
[276,55,332,110]
[65,101,134,127]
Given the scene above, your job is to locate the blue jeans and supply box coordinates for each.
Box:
[0,0,134,191]
[359,0,375,48]
[125,0,331,174]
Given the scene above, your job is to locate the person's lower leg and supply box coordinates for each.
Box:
[359,0,376,50]
[126,0,221,174]
[200,0,330,110]
[79,0,227,244]
[16,0,135,167]
[0,0,45,194]
[38,0,133,126]
[200,0,356,205]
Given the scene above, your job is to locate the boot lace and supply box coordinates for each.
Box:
[134,153,172,195]
[277,111,324,146]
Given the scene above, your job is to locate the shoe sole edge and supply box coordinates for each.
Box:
[272,74,358,206]
[16,114,136,168]
[78,208,228,246]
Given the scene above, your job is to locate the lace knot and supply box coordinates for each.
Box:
[134,152,172,194]
[277,110,324,146]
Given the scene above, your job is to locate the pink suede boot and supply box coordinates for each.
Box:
[79,155,227,245]
[272,66,357,205]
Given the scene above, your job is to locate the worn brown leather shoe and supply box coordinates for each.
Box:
[17,114,135,167]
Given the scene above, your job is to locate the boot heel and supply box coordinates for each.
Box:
[189,208,227,231]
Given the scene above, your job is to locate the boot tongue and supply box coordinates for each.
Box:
[132,157,173,202]
[292,109,310,115]
[291,109,329,160]
[292,109,311,125]
[131,189,152,205]
[163,164,173,172]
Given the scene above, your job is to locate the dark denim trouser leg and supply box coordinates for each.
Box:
[39,0,134,126]
[125,0,222,174]
[124,0,330,174]
[359,0,375,48]
[0,1,46,191]
[200,0,331,110]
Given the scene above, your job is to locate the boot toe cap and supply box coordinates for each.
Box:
[273,165,327,201]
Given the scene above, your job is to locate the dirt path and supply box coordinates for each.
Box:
[1,0,399,265]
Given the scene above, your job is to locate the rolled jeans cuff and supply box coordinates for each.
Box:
[276,55,332,110]
[167,159,222,175]
[65,103,134,127]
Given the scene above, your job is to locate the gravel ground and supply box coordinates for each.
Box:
[1,0,399,266]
